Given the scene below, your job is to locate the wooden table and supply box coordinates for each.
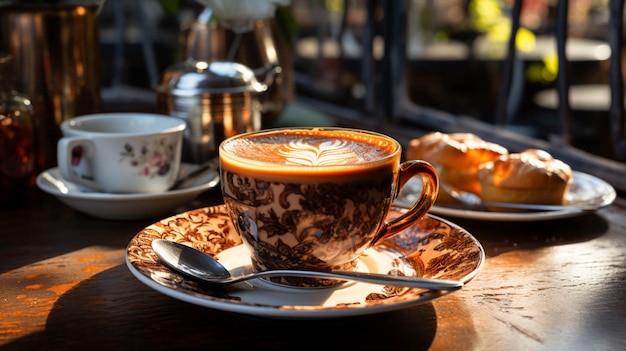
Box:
[1,184,625,350]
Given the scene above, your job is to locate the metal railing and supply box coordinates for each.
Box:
[292,0,626,192]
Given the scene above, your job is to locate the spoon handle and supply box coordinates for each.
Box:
[439,181,594,212]
[483,202,594,212]
[171,157,219,189]
[447,201,593,212]
[224,269,464,290]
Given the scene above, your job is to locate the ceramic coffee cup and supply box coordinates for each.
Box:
[57,113,186,193]
[219,127,439,287]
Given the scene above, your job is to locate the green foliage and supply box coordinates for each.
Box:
[275,5,297,45]
[158,0,179,15]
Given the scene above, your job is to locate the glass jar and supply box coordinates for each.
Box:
[0,54,35,207]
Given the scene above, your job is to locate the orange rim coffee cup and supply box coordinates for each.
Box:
[219,127,439,287]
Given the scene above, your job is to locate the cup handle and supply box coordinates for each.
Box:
[371,160,439,245]
[57,137,101,191]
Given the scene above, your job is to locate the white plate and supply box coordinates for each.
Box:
[395,171,616,222]
[125,205,484,320]
[36,163,220,220]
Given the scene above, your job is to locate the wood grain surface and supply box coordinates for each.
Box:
[1,186,624,350]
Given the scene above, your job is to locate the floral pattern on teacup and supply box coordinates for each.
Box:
[71,145,83,166]
[120,138,177,177]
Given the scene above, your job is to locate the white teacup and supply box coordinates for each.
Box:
[57,113,186,193]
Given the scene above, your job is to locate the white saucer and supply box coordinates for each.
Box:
[395,171,616,222]
[36,163,220,220]
[126,205,484,319]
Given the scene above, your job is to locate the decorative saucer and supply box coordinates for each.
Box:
[396,171,616,221]
[125,205,485,319]
[36,163,219,220]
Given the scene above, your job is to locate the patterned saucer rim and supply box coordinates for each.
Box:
[126,205,485,319]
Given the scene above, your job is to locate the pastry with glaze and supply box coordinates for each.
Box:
[477,149,573,205]
[406,132,508,203]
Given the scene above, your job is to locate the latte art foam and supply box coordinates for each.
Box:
[222,130,397,167]
[279,139,361,166]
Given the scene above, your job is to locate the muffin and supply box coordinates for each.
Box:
[406,132,508,203]
[477,149,573,205]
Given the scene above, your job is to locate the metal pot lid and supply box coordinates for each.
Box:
[156,60,268,96]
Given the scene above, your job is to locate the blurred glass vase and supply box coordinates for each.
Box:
[0,54,35,207]
[0,2,102,172]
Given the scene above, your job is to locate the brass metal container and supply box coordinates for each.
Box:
[156,60,278,164]
[179,9,294,128]
[0,3,101,171]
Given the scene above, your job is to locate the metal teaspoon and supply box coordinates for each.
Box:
[151,239,464,290]
[171,157,220,190]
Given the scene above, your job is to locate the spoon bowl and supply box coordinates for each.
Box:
[151,239,464,290]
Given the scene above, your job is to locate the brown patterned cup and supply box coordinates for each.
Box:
[219,127,438,287]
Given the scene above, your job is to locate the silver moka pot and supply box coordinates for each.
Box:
[156,60,279,163]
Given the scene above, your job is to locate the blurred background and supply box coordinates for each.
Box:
[98,0,620,157]
[1,0,625,194]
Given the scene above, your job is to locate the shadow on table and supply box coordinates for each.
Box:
[2,264,477,350]
[444,212,609,257]
[0,188,221,275]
